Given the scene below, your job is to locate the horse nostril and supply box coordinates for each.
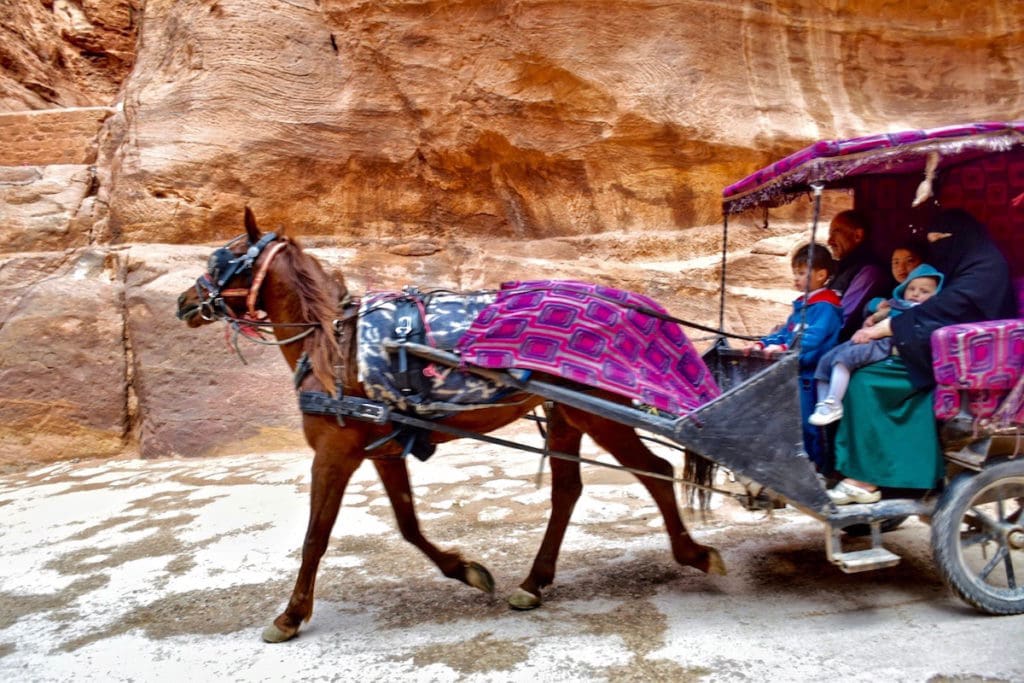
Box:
[177,293,187,307]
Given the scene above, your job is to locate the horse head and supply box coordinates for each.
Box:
[175,206,345,393]
[176,207,280,326]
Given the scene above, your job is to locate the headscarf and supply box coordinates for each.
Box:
[890,209,1017,388]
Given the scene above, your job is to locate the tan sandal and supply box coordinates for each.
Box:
[828,480,881,505]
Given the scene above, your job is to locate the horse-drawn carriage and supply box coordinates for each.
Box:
[715,121,1024,614]
[177,120,1023,641]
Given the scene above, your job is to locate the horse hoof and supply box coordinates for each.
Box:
[262,623,298,643]
[466,561,496,594]
[507,587,541,610]
[706,549,727,576]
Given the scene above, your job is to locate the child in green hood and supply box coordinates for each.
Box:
[811,263,944,431]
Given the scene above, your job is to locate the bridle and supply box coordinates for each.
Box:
[184,232,319,357]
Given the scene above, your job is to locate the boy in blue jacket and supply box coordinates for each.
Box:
[749,243,843,470]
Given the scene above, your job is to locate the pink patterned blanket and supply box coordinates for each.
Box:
[455,280,721,415]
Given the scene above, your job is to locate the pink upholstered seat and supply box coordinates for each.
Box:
[931,277,1024,427]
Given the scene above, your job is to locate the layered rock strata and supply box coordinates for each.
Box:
[1,0,1023,464]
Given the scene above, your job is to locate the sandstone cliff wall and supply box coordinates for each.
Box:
[102,0,1024,243]
[1,0,1022,465]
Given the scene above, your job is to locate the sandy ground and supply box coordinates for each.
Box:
[1,422,1022,683]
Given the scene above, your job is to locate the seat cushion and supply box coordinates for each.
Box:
[932,319,1024,421]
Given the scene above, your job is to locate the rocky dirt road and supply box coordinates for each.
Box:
[1,422,1022,682]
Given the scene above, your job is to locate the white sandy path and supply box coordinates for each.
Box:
[1,433,1023,682]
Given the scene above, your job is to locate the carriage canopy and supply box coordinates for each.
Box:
[721,121,1024,273]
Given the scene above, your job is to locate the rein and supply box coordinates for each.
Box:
[351,285,760,343]
[193,238,755,500]
[223,260,743,506]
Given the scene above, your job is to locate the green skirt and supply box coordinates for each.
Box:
[834,357,943,490]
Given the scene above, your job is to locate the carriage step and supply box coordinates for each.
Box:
[830,547,902,573]
[826,523,903,573]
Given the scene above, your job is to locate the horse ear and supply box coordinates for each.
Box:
[244,206,261,242]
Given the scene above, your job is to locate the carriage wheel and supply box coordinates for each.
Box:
[931,459,1024,615]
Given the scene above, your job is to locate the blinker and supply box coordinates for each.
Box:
[209,247,237,286]
[207,232,278,289]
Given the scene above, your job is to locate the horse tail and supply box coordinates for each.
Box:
[680,449,718,514]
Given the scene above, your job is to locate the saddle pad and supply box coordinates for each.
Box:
[357,290,508,413]
[455,280,721,416]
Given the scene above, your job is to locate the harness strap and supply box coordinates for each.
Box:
[290,299,360,394]
[246,241,287,318]
[333,299,361,392]
[293,352,313,390]
[391,297,432,399]
[299,390,390,424]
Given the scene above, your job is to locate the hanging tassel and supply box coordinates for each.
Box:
[912,151,940,207]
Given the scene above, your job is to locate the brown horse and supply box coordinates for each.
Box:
[176,208,724,642]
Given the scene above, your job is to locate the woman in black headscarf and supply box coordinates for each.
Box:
[828,209,1017,503]
[892,209,1017,388]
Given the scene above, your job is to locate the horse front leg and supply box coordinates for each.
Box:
[509,405,584,610]
[263,432,363,643]
[574,410,726,576]
[373,456,496,594]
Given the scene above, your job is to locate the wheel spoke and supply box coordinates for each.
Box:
[1004,550,1017,590]
[966,507,999,533]
[960,530,993,548]
[979,545,1009,582]
[1007,499,1023,525]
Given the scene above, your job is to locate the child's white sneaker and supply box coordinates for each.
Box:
[809,398,843,426]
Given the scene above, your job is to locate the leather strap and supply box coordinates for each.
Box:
[334,299,361,391]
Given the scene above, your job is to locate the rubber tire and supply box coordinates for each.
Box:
[843,516,908,538]
[931,459,1024,615]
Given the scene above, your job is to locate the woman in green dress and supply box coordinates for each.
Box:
[829,209,1017,505]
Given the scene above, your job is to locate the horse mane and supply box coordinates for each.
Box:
[275,237,347,394]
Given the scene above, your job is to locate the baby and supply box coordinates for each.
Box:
[810,264,944,427]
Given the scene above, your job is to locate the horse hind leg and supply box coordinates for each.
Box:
[510,405,585,610]
[569,409,726,577]
[372,457,496,595]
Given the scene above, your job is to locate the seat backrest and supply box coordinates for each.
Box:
[932,318,1024,423]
